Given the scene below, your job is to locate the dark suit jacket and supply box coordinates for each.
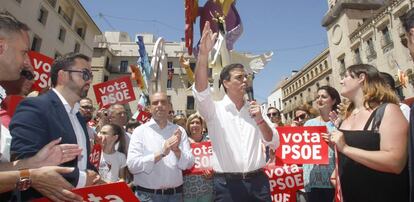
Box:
[9,90,95,200]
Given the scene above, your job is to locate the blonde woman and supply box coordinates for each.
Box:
[183,113,213,202]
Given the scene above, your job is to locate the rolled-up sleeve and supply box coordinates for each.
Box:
[261,119,280,150]
[192,85,215,122]
[176,128,194,170]
[127,127,156,174]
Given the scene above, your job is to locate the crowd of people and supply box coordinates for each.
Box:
[1,8,414,202]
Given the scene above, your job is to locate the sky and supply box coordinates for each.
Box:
[80,0,329,103]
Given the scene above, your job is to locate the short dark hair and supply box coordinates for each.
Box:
[0,12,30,38]
[402,8,414,32]
[219,63,244,92]
[51,52,90,87]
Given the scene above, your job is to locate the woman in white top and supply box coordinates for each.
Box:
[97,123,127,182]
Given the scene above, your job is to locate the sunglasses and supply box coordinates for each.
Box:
[20,69,34,80]
[294,114,307,121]
[267,112,280,118]
[63,69,93,81]
[80,105,95,111]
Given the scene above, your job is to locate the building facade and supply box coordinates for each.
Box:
[1,0,101,59]
[92,32,197,115]
[279,49,332,123]
[323,0,414,99]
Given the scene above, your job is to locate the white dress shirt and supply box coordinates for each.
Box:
[53,89,88,188]
[193,86,279,173]
[127,118,194,189]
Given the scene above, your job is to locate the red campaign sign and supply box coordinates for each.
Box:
[89,143,102,170]
[28,51,53,91]
[275,126,329,165]
[137,110,151,124]
[32,182,139,202]
[93,76,136,108]
[264,164,304,202]
[184,141,213,175]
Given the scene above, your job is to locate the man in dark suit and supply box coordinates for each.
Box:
[10,53,100,200]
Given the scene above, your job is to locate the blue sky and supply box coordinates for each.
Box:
[80,0,329,103]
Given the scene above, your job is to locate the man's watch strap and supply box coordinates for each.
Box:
[16,169,32,191]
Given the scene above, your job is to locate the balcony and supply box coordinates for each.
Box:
[365,47,377,62]
[46,0,56,8]
[381,37,394,53]
[58,6,73,25]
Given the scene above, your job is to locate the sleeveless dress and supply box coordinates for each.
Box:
[338,105,409,202]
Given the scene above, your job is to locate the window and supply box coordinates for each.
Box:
[366,38,376,61]
[381,27,392,46]
[58,27,66,42]
[187,96,195,110]
[339,58,345,77]
[354,48,361,64]
[38,7,48,25]
[31,35,42,52]
[76,28,84,39]
[381,26,394,52]
[120,61,128,73]
[74,42,80,53]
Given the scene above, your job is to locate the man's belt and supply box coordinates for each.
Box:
[215,168,264,180]
[135,185,183,195]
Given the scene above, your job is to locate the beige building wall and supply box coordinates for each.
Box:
[323,0,414,99]
[92,32,197,116]
[1,0,101,59]
[280,49,332,123]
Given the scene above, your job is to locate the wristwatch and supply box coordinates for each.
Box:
[16,169,31,191]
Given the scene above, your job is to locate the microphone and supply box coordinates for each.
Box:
[245,73,255,101]
[246,86,254,101]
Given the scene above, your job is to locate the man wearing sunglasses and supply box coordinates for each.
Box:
[0,13,84,202]
[10,52,101,201]
[401,9,414,202]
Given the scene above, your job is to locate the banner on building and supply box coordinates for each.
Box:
[93,76,136,108]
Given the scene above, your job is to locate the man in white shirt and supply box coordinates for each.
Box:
[10,53,101,201]
[0,12,83,202]
[127,92,194,202]
[193,21,279,202]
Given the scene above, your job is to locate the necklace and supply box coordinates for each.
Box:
[352,108,362,116]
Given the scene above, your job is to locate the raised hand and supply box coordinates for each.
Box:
[199,21,218,55]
